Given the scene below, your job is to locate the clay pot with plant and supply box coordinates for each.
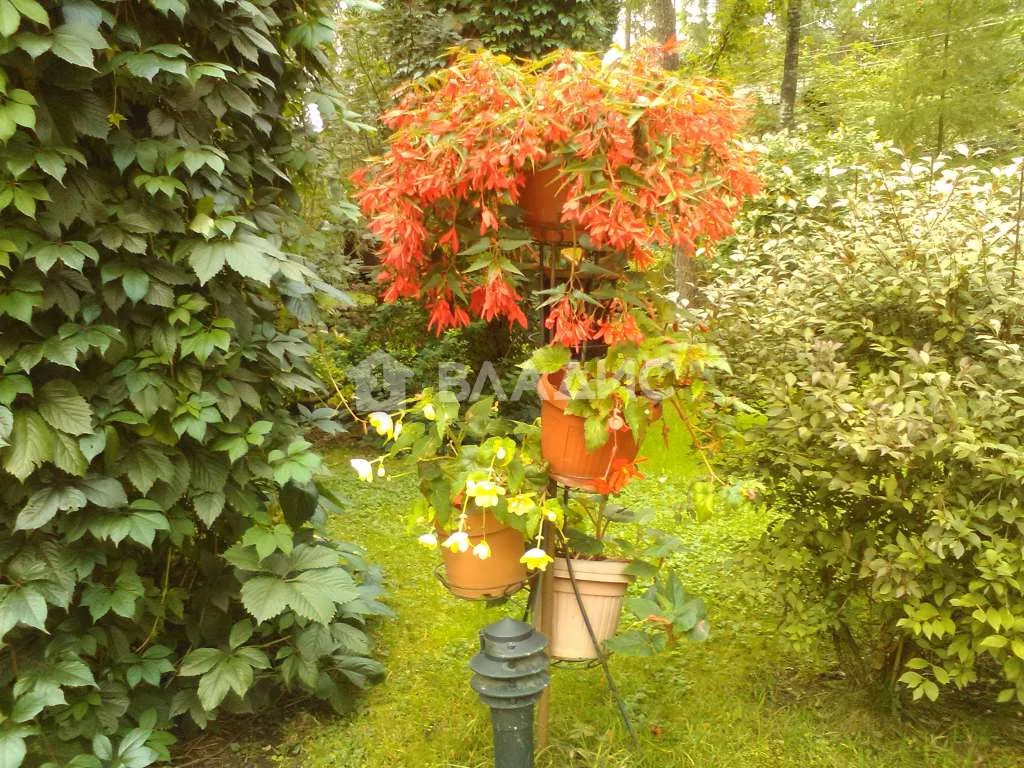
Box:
[349,392,554,600]
[545,495,705,660]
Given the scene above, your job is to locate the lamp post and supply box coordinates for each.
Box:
[470,618,550,768]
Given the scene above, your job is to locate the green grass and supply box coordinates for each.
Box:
[275,427,1024,768]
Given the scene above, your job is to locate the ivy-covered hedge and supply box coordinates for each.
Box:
[0,1,386,765]
[381,0,621,82]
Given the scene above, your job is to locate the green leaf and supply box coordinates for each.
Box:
[605,630,659,656]
[27,241,98,273]
[80,566,143,620]
[239,576,291,623]
[79,476,128,508]
[196,654,255,710]
[2,410,54,480]
[15,485,87,529]
[193,492,225,526]
[0,726,33,768]
[11,0,48,27]
[0,406,11,448]
[14,32,51,58]
[188,238,274,285]
[583,414,610,451]
[528,345,570,374]
[151,0,187,19]
[229,619,253,649]
[50,23,106,69]
[37,379,93,434]
[0,375,32,405]
[187,241,226,284]
[179,648,225,677]
[122,442,174,494]
[981,635,1009,651]
[0,584,48,639]
[0,0,20,37]
[121,269,150,302]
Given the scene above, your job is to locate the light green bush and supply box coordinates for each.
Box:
[708,136,1024,703]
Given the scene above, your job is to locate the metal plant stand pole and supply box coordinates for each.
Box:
[470,618,551,768]
[562,550,639,747]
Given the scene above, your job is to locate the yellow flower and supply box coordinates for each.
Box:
[368,411,394,438]
[350,458,373,482]
[417,532,438,548]
[422,403,436,421]
[520,548,554,571]
[472,541,492,560]
[442,531,470,553]
[507,494,537,517]
[465,478,506,508]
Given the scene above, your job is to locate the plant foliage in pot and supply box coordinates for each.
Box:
[528,260,733,493]
[546,495,706,660]
[351,392,551,599]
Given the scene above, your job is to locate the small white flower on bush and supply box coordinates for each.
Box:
[417,532,438,548]
[442,531,470,553]
[520,547,553,571]
[472,541,492,560]
[350,458,374,482]
[368,411,394,437]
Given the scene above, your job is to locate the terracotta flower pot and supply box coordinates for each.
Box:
[435,511,527,600]
[520,166,574,243]
[549,557,632,660]
[537,370,641,492]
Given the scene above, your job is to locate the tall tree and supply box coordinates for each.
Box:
[652,0,680,69]
[780,0,803,127]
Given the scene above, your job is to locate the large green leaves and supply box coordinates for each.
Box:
[0,584,47,639]
[50,22,106,68]
[185,234,278,285]
[0,0,380,763]
[179,646,270,711]
[2,410,53,480]
[15,485,87,529]
[36,379,93,435]
[240,567,358,624]
[0,726,33,768]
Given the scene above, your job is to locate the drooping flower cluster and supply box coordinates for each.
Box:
[353,43,758,342]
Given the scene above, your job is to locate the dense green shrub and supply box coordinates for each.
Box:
[379,0,621,83]
[0,0,387,764]
[708,137,1024,702]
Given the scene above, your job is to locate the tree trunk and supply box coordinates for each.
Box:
[652,0,679,70]
[780,0,802,128]
[936,0,953,154]
[649,0,694,299]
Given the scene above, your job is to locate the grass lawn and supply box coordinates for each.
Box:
[275,425,1024,768]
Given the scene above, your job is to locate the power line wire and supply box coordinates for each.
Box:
[809,13,1024,59]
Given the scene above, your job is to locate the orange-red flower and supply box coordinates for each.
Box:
[544,296,597,350]
[593,457,646,495]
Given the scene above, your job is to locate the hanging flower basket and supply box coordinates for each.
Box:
[435,510,528,600]
[352,44,758,337]
[548,557,633,660]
